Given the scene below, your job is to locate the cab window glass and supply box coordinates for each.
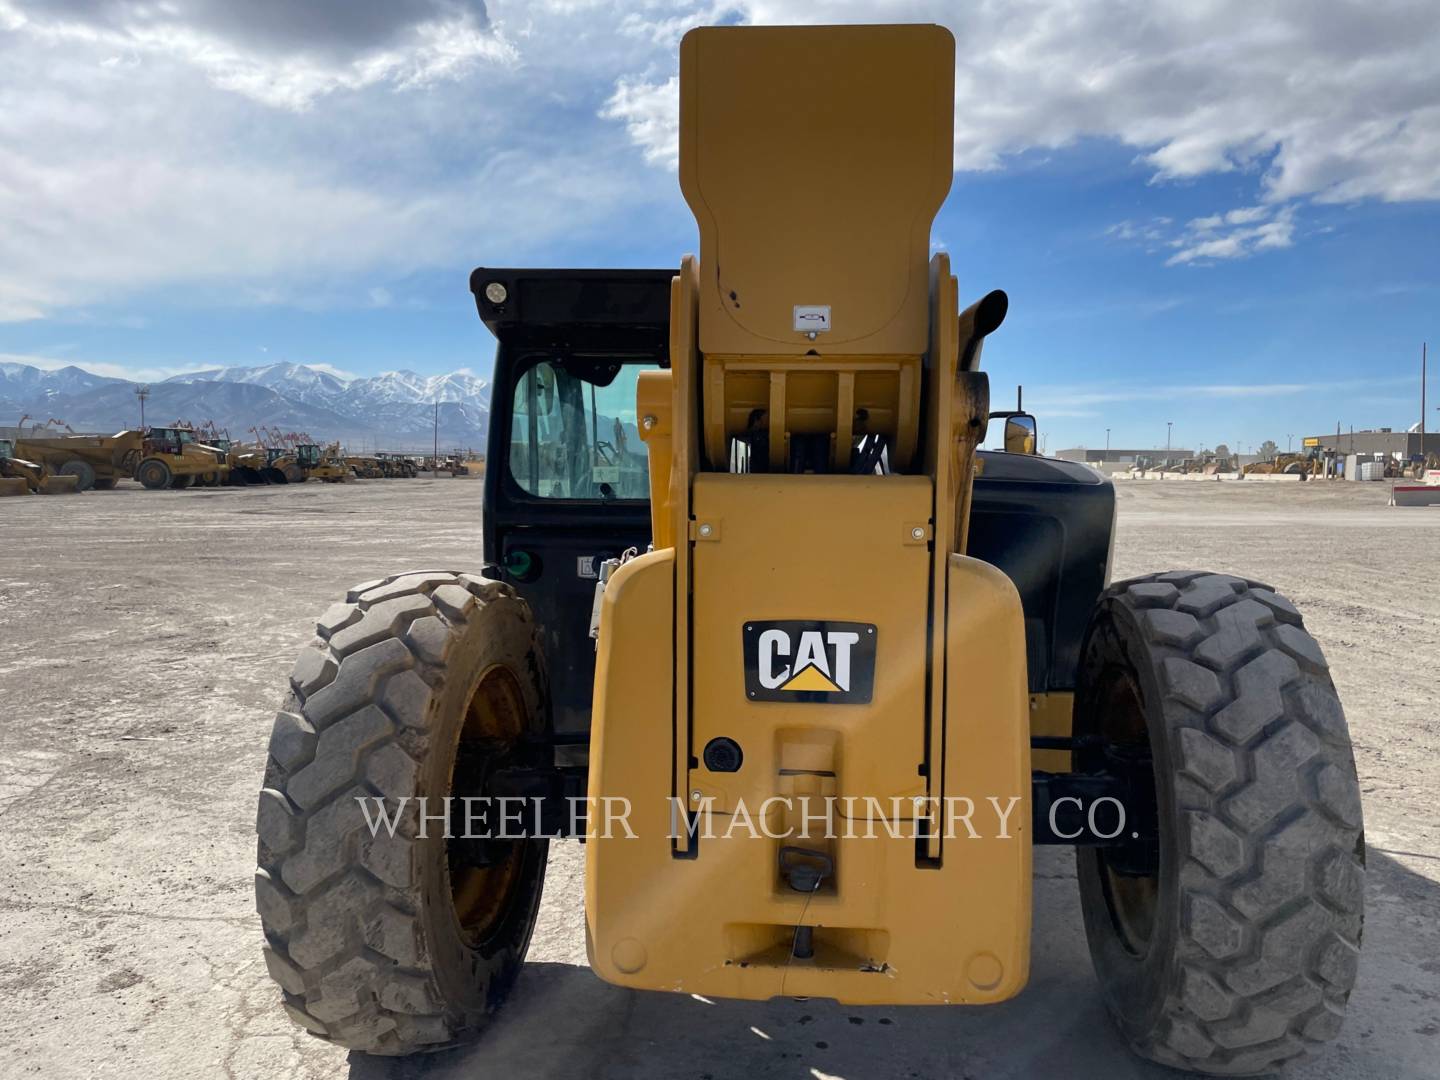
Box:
[509,361,652,499]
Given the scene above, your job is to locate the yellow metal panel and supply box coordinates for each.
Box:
[586,537,1032,1005]
[680,25,954,356]
[585,548,678,971]
[688,473,932,815]
[636,370,675,550]
[1030,692,1074,772]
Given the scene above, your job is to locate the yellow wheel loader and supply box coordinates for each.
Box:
[256,25,1363,1075]
[221,441,271,484]
[0,439,81,494]
[259,443,323,484]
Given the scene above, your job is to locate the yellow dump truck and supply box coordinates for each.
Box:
[16,427,223,490]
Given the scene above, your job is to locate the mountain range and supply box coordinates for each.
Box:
[0,361,492,450]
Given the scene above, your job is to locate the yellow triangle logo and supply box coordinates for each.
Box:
[781,664,840,693]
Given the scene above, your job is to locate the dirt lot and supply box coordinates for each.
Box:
[0,477,1435,1079]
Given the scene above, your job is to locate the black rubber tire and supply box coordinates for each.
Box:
[283,463,305,484]
[170,475,193,489]
[1075,572,1364,1076]
[255,571,550,1055]
[136,459,171,490]
[59,459,95,491]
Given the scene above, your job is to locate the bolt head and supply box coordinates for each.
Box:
[691,790,703,802]
[698,523,713,538]
[910,526,925,540]
[641,415,657,431]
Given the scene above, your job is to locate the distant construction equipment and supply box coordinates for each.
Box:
[0,439,82,495]
[2,414,475,495]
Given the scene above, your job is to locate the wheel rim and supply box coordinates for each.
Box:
[447,663,531,949]
[1093,665,1160,957]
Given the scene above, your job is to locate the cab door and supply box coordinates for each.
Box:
[484,353,659,751]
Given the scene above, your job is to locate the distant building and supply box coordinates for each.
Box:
[1303,429,1440,459]
[1056,448,1195,464]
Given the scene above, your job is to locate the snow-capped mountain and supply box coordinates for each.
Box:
[165,361,349,407]
[1,362,491,449]
[162,362,491,414]
[0,362,129,405]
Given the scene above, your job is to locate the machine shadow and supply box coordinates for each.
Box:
[347,845,1439,1080]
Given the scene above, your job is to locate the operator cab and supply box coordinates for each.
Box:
[473,268,672,748]
[144,426,195,455]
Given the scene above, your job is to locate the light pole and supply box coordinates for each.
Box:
[134,385,149,430]
[1166,421,1172,456]
[1105,428,1111,457]
[1287,434,1293,453]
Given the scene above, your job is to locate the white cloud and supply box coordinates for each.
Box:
[3,0,1437,324]
[602,75,679,168]
[604,2,1440,246]
[1163,204,1299,266]
[0,1,679,321]
[1,0,516,110]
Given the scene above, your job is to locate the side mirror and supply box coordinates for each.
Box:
[1005,414,1037,454]
[988,410,1038,454]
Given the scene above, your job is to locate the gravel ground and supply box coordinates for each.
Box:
[0,477,1435,1079]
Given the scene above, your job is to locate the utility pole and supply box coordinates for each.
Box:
[433,400,440,475]
[1166,421,1172,456]
[1287,433,1293,453]
[1105,428,1111,456]
[1422,342,1427,466]
[134,385,149,430]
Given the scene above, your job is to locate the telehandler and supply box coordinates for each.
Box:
[256,25,1363,1075]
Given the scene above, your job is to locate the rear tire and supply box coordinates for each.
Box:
[59,459,96,491]
[1075,572,1364,1075]
[136,459,172,490]
[256,571,550,1055]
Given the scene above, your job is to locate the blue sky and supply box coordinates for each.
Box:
[2,1,1437,454]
